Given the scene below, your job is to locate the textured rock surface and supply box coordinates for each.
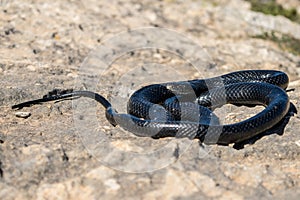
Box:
[1,0,300,199]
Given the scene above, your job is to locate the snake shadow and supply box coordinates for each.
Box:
[231,102,297,150]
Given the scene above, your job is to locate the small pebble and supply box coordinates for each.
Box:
[15,111,31,118]
[103,126,111,130]
[27,65,36,71]
[67,72,78,78]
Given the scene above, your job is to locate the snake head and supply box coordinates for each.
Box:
[105,107,118,127]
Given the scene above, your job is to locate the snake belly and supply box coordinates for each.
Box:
[12,70,290,144]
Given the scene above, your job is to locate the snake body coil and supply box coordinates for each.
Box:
[12,70,290,144]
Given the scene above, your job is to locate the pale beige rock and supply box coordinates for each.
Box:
[188,171,225,197]
[144,169,199,200]
[1,0,300,200]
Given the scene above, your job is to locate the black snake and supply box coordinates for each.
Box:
[12,70,290,144]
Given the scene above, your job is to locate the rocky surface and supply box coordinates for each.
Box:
[1,0,300,199]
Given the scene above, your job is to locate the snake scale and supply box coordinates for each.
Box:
[12,70,290,144]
